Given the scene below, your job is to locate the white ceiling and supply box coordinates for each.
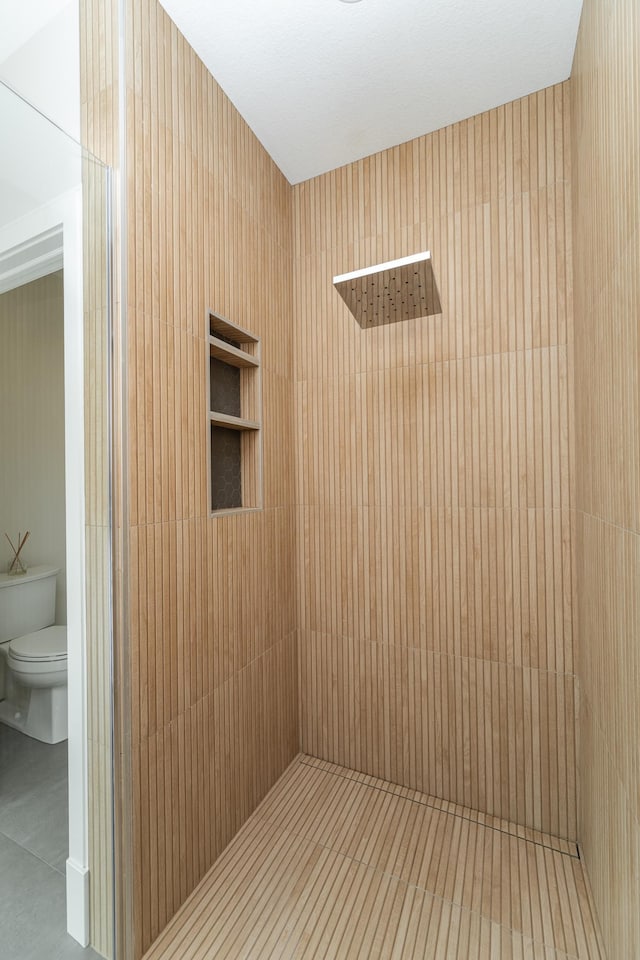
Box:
[0,0,70,62]
[158,0,584,185]
[0,83,82,233]
[0,1,80,142]
[0,2,82,235]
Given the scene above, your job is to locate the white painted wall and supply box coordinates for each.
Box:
[0,0,80,141]
[0,271,67,622]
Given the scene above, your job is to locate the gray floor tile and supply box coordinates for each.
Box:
[1,773,69,872]
[0,723,67,799]
[0,724,68,872]
[0,834,100,960]
[0,724,68,803]
[0,725,98,958]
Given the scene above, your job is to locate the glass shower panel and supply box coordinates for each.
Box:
[0,79,114,959]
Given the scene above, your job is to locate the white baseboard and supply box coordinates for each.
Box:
[66,858,90,947]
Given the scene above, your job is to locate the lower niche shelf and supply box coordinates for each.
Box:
[209,412,260,431]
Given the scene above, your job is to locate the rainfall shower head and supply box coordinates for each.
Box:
[333,250,441,329]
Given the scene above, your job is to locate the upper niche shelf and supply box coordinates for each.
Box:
[208,336,259,368]
[208,312,260,366]
[333,250,442,329]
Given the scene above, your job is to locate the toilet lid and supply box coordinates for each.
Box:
[9,626,67,662]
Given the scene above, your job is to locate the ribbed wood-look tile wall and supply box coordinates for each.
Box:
[123,0,297,954]
[294,83,577,840]
[81,1,121,954]
[83,159,115,960]
[572,0,640,956]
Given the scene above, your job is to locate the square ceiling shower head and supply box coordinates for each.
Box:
[333,250,441,329]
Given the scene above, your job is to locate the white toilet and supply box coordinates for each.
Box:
[0,565,68,744]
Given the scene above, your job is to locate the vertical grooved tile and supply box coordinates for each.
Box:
[295,83,575,841]
[572,0,639,956]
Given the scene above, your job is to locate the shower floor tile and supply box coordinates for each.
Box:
[144,755,604,960]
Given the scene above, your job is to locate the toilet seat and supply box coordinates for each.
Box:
[9,625,67,663]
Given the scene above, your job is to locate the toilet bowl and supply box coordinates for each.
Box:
[7,625,68,688]
[0,566,68,744]
[0,626,68,744]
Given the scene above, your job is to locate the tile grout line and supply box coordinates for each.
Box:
[0,828,66,877]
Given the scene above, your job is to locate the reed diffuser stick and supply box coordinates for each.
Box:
[5,530,30,575]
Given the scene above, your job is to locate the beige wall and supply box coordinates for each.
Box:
[294,83,576,841]
[0,272,66,621]
[122,0,298,955]
[572,0,640,956]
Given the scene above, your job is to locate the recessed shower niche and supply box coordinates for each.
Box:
[207,310,262,513]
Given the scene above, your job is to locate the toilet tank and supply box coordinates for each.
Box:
[0,566,59,642]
